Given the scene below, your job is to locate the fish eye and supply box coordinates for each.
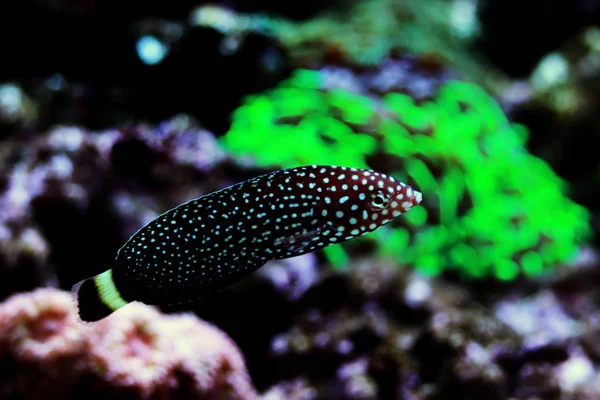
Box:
[369,191,390,210]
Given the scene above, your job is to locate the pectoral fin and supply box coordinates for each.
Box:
[276,225,323,254]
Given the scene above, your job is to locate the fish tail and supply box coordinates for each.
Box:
[71,269,129,322]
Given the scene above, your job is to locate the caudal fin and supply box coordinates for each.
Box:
[71,269,129,322]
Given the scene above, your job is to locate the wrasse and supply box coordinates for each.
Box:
[73,165,422,322]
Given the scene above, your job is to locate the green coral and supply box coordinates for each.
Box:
[221,69,591,280]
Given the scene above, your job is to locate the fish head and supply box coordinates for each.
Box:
[317,169,422,238]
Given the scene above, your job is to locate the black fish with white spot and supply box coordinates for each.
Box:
[73,165,422,321]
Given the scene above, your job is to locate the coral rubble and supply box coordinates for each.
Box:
[256,257,600,399]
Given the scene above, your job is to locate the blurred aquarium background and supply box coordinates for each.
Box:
[1,0,600,398]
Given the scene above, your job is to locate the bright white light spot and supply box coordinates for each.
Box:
[532,53,569,91]
[136,36,168,65]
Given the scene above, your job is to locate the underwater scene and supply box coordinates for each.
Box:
[1,0,600,399]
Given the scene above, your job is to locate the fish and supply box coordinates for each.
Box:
[72,165,422,322]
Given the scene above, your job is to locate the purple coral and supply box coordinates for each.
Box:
[257,253,319,301]
[0,115,227,297]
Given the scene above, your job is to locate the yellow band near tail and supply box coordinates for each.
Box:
[94,269,128,310]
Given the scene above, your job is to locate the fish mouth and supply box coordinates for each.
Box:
[413,190,423,205]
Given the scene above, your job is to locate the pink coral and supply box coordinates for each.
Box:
[0,289,87,399]
[86,304,179,397]
[0,289,258,399]
[166,313,259,399]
